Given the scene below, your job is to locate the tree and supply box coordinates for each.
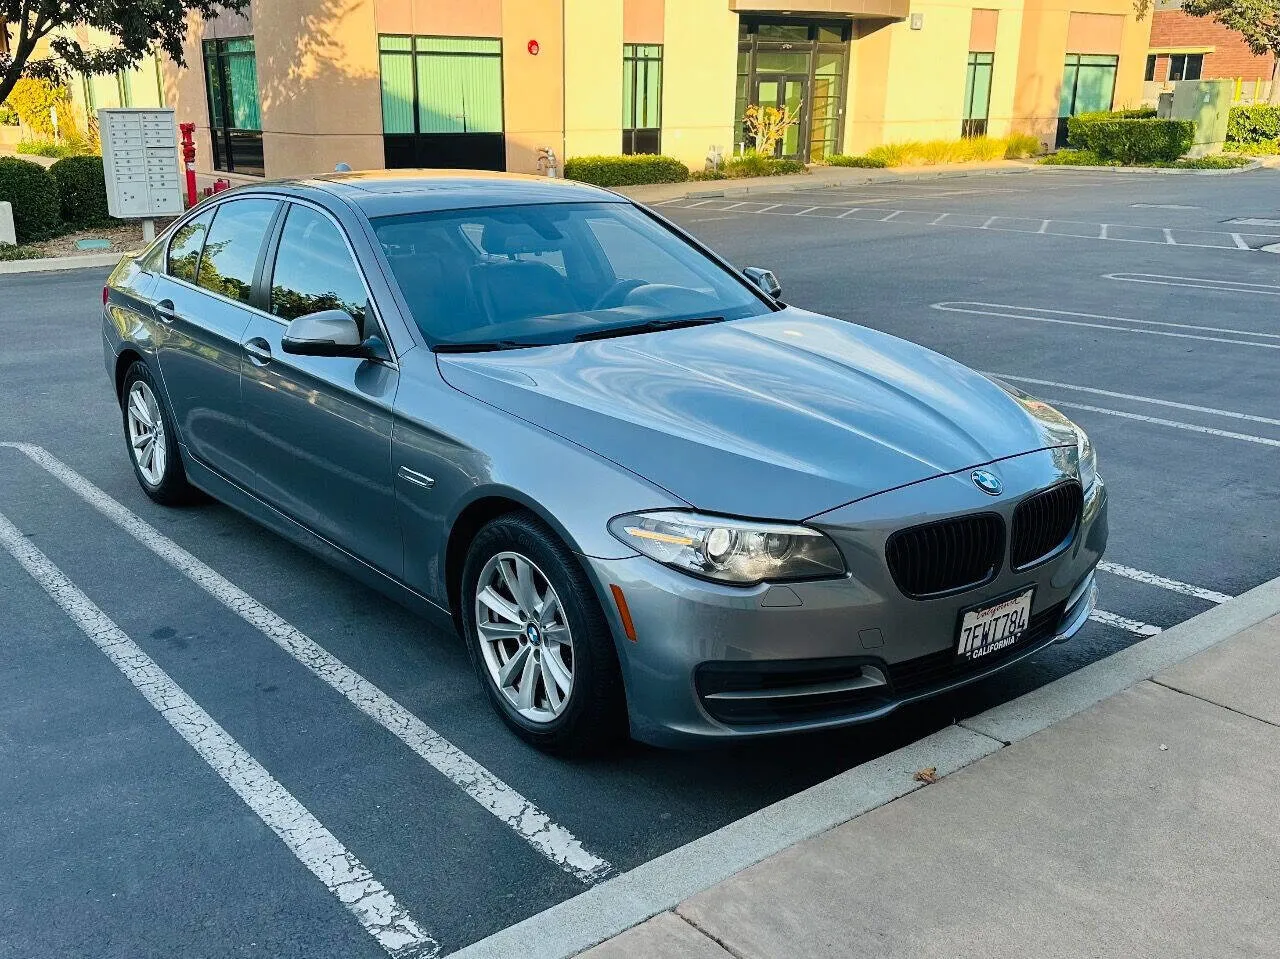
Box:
[0,0,250,107]
[744,102,803,156]
[1136,0,1280,104]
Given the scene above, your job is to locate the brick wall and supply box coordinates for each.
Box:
[1150,10,1276,80]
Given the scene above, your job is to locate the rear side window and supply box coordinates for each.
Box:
[196,198,279,304]
[269,205,368,330]
[167,209,214,282]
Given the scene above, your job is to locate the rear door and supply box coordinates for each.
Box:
[239,201,402,577]
[152,197,280,489]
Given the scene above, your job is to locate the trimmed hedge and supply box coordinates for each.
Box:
[1228,104,1280,144]
[0,156,62,243]
[564,154,689,187]
[1066,108,1156,148]
[826,154,888,168]
[50,155,112,226]
[1069,117,1194,164]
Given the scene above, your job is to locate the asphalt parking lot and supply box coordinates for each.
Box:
[3,167,1279,959]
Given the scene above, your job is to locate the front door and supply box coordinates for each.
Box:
[239,202,403,578]
[754,75,808,159]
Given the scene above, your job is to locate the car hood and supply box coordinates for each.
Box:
[436,308,1079,520]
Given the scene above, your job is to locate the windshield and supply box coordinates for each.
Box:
[372,201,770,349]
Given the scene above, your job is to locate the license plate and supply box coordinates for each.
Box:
[956,588,1035,662]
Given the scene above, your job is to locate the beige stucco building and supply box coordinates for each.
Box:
[160,0,1152,183]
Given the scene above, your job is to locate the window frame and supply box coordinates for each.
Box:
[1168,53,1203,81]
[378,33,505,136]
[622,43,664,155]
[1144,54,1157,82]
[202,36,264,176]
[962,51,995,138]
[263,199,398,364]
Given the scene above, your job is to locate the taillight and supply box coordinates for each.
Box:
[102,286,109,306]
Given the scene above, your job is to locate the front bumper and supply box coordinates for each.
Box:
[587,448,1108,746]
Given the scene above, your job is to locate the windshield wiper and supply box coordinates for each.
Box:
[573,316,725,343]
[433,340,535,354]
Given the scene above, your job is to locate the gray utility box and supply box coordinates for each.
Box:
[1169,80,1234,156]
[98,108,184,219]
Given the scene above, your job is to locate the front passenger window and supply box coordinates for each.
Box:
[270,205,369,331]
[167,209,214,283]
[196,198,279,304]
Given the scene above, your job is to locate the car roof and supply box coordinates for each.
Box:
[265,169,627,217]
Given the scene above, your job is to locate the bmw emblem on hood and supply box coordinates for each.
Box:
[971,469,1003,496]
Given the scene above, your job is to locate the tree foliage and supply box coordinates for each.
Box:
[1135,0,1280,102]
[0,0,250,105]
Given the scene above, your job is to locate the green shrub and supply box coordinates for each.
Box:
[1227,105,1280,144]
[1038,149,1115,166]
[825,154,888,168]
[1171,154,1252,169]
[0,156,62,242]
[1004,133,1041,159]
[50,155,112,226]
[16,138,89,158]
[564,154,689,187]
[1070,118,1194,164]
[1066,108,1159,149]
[6,78,79,139]
[0,243,46,260]
[1227,138,1280,155]
[720,153,806,178]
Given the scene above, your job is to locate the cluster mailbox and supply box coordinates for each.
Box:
[99,108,184,221]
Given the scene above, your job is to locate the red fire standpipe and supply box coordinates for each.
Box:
[179,122,198,209]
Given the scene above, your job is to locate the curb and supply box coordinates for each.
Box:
[0,251,127,275]
[452,570,1280,959]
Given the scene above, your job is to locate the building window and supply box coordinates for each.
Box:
[379,35,505,171]
[1144,54,1157,82]
[1168,53,1203,81]
[1057,53,1118,146]
[622,44,662,155]
[203,37,263,176]
[83,57,165,114]
[962,52,994,138]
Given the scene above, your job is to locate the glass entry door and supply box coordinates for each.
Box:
[754,75,807,158]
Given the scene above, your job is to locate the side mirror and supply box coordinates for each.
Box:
[743,266,782,299]
[281,310,368,357]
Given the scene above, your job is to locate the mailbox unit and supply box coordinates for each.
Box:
[99,108,184,220]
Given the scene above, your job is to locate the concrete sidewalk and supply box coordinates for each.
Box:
[584,613,1280,959]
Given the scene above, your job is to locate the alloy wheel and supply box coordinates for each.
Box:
[474,551,574,724]
[126,380,167,486]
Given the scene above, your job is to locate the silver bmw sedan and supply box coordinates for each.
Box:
[103,171,1106,753]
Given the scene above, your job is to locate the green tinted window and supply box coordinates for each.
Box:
[379,34,503,135]
[622,43,663,130]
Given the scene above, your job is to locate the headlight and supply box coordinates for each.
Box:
[1073,424,1098,490]
[608,511,846,585]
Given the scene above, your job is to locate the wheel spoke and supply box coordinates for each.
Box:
[497,643,531,687]
[515,651,539,710]
[140,438,156,472]
[478,586,523,625]
[541,623,570,647]
[540,656,563,711]
[129,391,153,428]
[538,595,563,630]
[511,556,541,618]
[131,431,150,450]
[479,621,525,643]
[543,648,572,697]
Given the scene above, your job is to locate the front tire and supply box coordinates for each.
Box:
[120,361,201,506]
[461,512,627,754]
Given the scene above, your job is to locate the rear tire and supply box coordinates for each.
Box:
[461,511,627,755]
[120,361,202,506]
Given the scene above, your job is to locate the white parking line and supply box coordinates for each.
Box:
[0,510,439,959]
[986,374,1280,429]
[1105,273,1280,296]
[933,301,1280,350]
[0,442,612,884]
[1088,609,1163,637]
[1097,561,1234,605]
[1044,399,1280,448]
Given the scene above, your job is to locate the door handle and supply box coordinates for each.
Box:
[155,299,178,323]
[243,337,273,365]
